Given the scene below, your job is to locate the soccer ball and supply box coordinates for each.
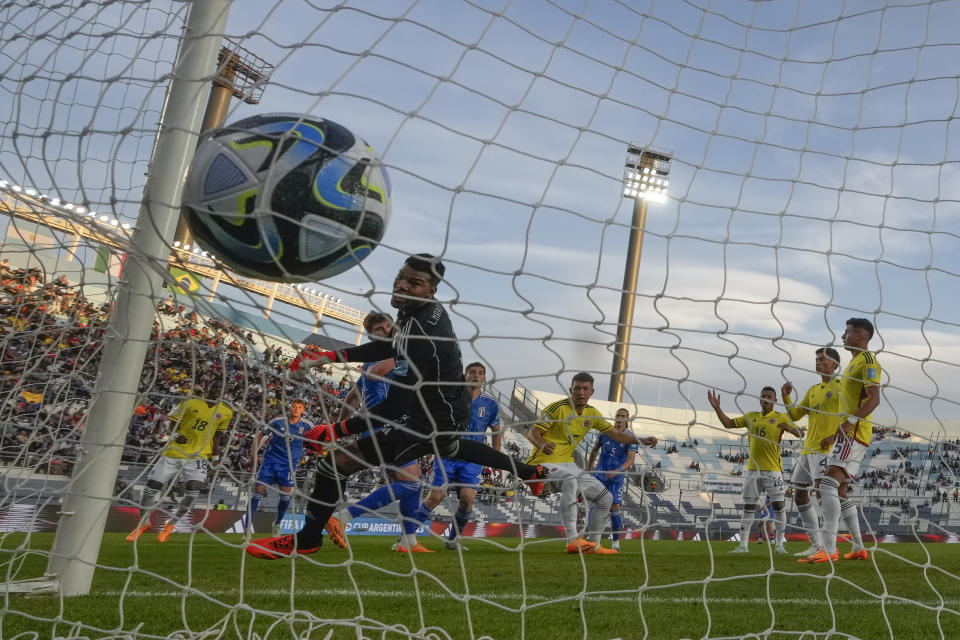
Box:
[182,113,390,281]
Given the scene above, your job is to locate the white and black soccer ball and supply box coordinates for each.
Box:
[182,113,390,281]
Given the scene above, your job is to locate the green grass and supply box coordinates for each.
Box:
[1,533,959,639]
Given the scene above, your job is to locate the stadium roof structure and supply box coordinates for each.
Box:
[0,187,367,333]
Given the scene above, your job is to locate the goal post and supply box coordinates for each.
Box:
[17,0,232,597]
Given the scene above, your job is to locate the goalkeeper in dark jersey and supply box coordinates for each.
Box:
[247,254,546,559]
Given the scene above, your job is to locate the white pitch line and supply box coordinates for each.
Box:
[93,588,960,608]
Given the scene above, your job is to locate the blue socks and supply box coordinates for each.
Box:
[348,482,415,518]
[245,492,262,528]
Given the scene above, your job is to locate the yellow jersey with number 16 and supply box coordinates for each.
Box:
[164,398,233,460]
[732,410,795,472]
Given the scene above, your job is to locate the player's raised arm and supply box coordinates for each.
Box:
[781,382,808,422]
[707,390,736,429]
[605,427,639,446]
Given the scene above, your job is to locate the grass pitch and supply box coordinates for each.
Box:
[1,533,959,639]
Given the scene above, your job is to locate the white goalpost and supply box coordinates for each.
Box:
[1,1,960,639]
[20,0,232,596]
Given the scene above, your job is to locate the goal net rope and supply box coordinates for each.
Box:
[1,1,959,638]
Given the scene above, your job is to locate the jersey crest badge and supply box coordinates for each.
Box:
[584,419,590,428]
[214,412,222,420]
[825,392,833,399]
[768,418,775,423]
[478,406,486,417]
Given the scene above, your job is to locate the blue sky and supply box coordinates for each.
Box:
[2,0,960,428]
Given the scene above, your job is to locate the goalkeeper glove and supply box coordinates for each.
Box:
[303,421,348,452]
[289,349,338,381]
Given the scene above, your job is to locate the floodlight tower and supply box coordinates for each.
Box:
[608,146,671,403]
[173,38,272,247]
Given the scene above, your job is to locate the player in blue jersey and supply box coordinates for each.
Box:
[247,398,313,535]
[416,362,502,550]
[329,312,434,553]
[412,362,500,550]
[586,408,652,551]
[340,313,395,422]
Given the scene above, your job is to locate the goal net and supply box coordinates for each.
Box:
[1,1,959,638]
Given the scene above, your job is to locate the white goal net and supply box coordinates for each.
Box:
[2,1,960,639]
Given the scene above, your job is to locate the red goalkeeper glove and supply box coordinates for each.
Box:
[289,349,338,380]
[303,421,348,452]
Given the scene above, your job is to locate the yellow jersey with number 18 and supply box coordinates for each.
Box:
[164,398,233,460]
[732,410,795,472]
[527,399,612,465]
[841,350,882,446]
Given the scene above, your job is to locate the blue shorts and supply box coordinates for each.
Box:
[430,458,482,490]
[593,473,626,505]
[257,457,296,488]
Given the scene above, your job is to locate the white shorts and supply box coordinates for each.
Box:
[825,434,867,480]
[542,462,608,503]
[742,469,785,503]
[790,453,827,486]
[149,455,208,485]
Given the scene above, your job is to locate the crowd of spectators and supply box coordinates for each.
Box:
[872,424,913,441]
[1,264,349,481]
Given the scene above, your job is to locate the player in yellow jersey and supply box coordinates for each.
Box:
[528,372,656,554]
[707,386,803,554]
[803,318,881,564]
[781,347,842,558]
[127,381,233,543]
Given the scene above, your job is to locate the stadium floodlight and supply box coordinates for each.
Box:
[182,244,191,251]
[76,207,86,214]
[25,188,37,196]
[98,215,109,222]
[173,241,181,247]
[609,146,672,403]
[11,184,22,192]
[0,180,7,189]
[121,223,130,230]
[50,198,61,206]
[173,38,273,248]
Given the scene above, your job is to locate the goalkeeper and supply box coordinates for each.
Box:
[247,254,546,559]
